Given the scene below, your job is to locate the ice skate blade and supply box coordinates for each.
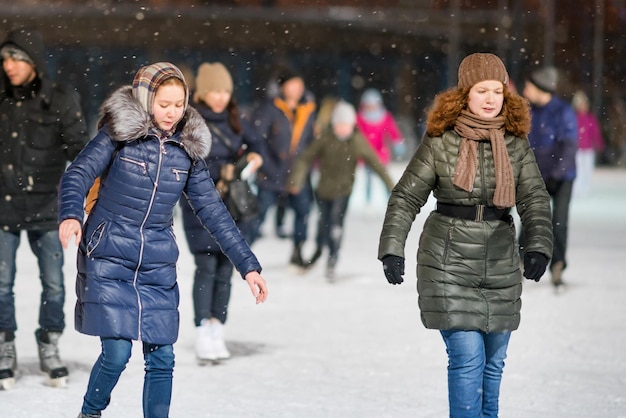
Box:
[197,358,221,366]
[287,264,307,275]
[553,284,566,294]
[0,377,15,390]
[44,374,68,388]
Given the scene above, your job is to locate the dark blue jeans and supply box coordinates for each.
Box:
[252,185,312,245]
[192,253,233,326]
[440,330,511,418]
[314,195,350,261]
[82,338,175,418]
[0,229,65,332]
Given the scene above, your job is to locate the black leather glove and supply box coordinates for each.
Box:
[544,178,561,195]
[382,255,405,285]
[523,252,549,282]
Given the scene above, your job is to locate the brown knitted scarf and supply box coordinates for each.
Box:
[453,110,515,208]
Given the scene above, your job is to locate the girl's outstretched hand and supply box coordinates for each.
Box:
[59,218,82,249]
[244,271,268,304]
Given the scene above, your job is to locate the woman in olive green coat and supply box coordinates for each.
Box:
[378,53,553,417]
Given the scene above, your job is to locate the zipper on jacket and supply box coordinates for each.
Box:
[120,156,147,174]
[132,139,164,341]
[172,168,186,181]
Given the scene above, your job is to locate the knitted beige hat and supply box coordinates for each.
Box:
[194,62,233,103]
[457,53,509,89]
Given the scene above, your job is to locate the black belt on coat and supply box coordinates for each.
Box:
[436,202,510,222]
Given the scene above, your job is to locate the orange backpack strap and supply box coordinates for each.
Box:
[84,141,123,215]
[84,177,101,215]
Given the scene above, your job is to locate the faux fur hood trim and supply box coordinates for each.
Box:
[98,86,211,160]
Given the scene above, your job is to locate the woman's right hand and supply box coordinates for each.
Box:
[59,218,82,249]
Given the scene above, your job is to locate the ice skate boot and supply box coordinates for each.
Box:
[325,256,338,283]
[289,242,305,267]
[289,242,308,273]
[77,413,101,418]
[551,261,565,289]
[304,247,322,269]
[211,321,231,360]
[35,329,69,388]
[195,319,218,364]
[0,331,17,390]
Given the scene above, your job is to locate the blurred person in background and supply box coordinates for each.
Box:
[522,65,578,288]
[379,53,552,417]
[604,91,626,166]
[0,27,88,390]
[571,90,604,197]
[251,70,317,268]
[180,62,264,363]
[356,88,404,203]
[289,100,394,281]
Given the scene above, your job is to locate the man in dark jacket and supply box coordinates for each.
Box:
[251,70,317,267]
[523,65,578,287]
[0,27,88,389]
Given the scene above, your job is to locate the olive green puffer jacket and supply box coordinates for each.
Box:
[378,131,553,332]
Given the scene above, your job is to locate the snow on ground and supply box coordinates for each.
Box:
[3,165,626,417]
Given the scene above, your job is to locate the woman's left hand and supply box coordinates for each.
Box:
[244,271,268,304]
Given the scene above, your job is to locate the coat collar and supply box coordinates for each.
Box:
[98,86,211,161]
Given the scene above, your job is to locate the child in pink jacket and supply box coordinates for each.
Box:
[356,88,403,202]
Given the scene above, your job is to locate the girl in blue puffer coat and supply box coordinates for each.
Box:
[58,62,268,418]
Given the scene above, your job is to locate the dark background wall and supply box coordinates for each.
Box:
[1,0,625,162]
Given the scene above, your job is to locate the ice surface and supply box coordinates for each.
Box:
[3,165,625,417]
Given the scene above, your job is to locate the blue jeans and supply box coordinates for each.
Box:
[0,229,65,331]
[192,253,233,326]
[82,338,175,418]
[440,330,511,418]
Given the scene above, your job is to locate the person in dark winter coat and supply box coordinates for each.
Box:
[58,62,268,418]
[0,27,89,390]
[378,53,553,417]
[179,62,264,363]
[522,66,578,287]
[290,100,394,280]
[251,70,317,267]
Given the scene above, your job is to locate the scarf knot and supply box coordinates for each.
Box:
[453,110,515,208]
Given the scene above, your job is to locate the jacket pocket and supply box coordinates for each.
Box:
[508,218,518,267]
[442,226,453,264]
[120,156,147,174]
[86,221,106,257]
[171,168,189,182]
[25,111,59,150]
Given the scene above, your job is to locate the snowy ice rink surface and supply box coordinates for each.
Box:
[3,165,626,418]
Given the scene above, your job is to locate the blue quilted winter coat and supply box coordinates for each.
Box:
[58,86,262,345]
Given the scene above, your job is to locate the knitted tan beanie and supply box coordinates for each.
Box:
[457,53,509,89]
[194,62,233,103]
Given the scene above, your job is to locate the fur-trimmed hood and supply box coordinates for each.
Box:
[98,85,211,161]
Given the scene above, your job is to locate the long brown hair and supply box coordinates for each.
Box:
[425,85,531,138]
